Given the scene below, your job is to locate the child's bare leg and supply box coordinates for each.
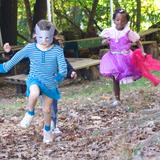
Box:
[20,84,40,128]
[27,84,40,111]
[113,77,120,100]
[43,96,53,143]
[112,77,121,107]
[41,96,60,133]
[43,96,53,125]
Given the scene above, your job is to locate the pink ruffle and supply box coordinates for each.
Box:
[131,49,160,86]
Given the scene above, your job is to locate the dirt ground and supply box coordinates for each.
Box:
[1,79,160,160]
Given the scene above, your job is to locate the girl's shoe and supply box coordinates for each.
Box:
[51,120,55,131]
[50,120,62,134]
[120,77,133,84]
[52,127,62,134]
[20,112,34,128]
[43,130,53,144]
[111,100,121,107]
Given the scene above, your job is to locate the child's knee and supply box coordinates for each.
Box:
[29,85,40,98]
[30,92,40,99]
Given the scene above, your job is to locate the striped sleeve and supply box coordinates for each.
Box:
[54,46,67,82]
[3,44,30,72]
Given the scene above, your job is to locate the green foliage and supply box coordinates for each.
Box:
[62,75,152,100]
[141,0,160,30]
[17,0,160,42]
[0,101,23,116]
[53,0,111,32]
[17,0,35,45]
[53,0,160,35]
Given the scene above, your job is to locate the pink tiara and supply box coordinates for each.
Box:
[118,9,125,13]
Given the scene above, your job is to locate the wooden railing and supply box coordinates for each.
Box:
[0,28,159,58]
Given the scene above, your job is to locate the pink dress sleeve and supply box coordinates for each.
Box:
[128,30,140,42]
[99,28,110,38]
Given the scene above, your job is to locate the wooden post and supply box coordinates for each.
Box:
[151,41,159,58]
[47,0,51,21]
[0,27,3,47]
[110,0,113,26]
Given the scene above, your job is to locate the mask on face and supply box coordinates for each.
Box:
[35,24,55,45]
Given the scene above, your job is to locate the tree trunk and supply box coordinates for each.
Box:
[113,0,121,9]
[86,0,99,37]
[136,0,141,32]
[31,0,47,34]
[24,0,32,35]
[0,0,17,45]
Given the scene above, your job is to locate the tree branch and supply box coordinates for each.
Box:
[77,0,102,32]
[24,0,32,35]
[54,9,85,36]
[17,32,30,42]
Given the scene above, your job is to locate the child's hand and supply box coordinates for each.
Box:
[101,38,109,45]
[3,43,12,53]
[142,52,147,57]
[70,71,77,79]
[55,35,64,47]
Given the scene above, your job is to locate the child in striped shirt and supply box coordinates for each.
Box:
[0,19,67,143]
[3,39,77,135]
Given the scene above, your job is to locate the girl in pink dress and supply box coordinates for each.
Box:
[99,9,146,106]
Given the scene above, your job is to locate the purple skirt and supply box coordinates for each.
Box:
[99,51,141,81]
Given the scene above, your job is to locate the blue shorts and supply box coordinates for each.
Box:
[26,77,61,100]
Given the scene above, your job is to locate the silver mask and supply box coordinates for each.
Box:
[35,24,55,45]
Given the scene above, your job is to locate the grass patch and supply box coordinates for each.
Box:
[0,74,158,114]
[0,102,23,116]
[63,76,153,100]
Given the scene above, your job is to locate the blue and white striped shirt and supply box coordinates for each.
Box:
[3,43,67,89]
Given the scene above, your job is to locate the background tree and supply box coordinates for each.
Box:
[86,0,99,37]
[1,0,160,45]
[0,0,17,45]
[17,0,47,43]
[136,0,141,32]
[24,0,32,35]
[31,0,47,34]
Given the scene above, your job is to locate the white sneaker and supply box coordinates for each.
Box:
[20,112,34,128]
[43,130,53,144]
[120,77,133,84]
[51,120,55,131]
[50,120,62,134]
[111,100,121,107]
[52,127,62,134]
[126,77,133,84]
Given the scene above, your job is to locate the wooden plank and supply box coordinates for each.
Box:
[64,28,160,49]
[0,28,159,57]
[5,74,26,85]
[132,40,157,46]
[141,41,157,45]
[67,58,100,70]
[0,28,159,52]
[139,28,160,37]
[4,58,100,85]
[1,28,159,59]
[132,40,159,57]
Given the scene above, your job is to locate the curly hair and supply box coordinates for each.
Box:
[113,8,130,22]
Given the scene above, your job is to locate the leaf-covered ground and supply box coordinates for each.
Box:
[1,78,160,160]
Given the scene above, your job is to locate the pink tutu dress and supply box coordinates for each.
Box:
[99,24,141,84]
